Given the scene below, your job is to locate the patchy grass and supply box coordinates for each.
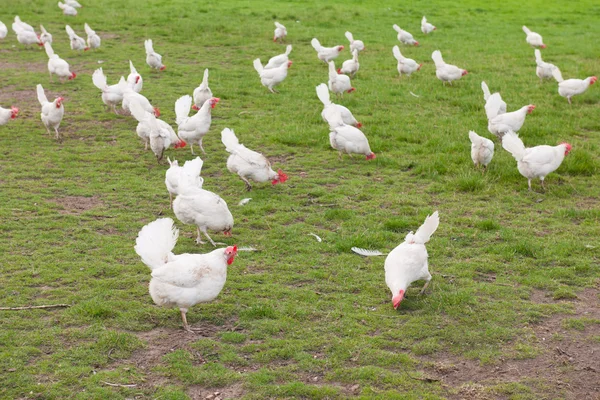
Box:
[0,0,599,399]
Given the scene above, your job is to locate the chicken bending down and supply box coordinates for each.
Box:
[552,68,597,105]
[36,84,64,140]
[172,178,234,246]
[145,39,165,70]
[385,211,440,309]
[502,131,571,191]
[58,1,78,16]
[121,81,159,117]
[393,25,418,46]
[134,217,237,333]
[328,61,355,96]
[345,31,365,53]
[92,68,125,113]
[0,105,19,125]
[84,23,101,49]
[534,49,557,83]
[273,22,287,42]
[421,16,436,34]
[0,21,8,39]
[40,25,52,44]
[165,157,204,208]
[393,46,421,76]
[316,83,361,128]
[432,50,467,84]
[487,104,535,141]
[221,128,288,191]
[129,99,186,162]
[65,25,88,51]
[468,131,494,170]
[522,26,546,48]
[175,95,219,155]
[481,81,506,120]
[12,19,42,47]
[264,45,292,69]
[328,113,375,160]
[127,61,143,93]
[45,42,76,82]
[338,49,359,77]
[192,69,213,111]
[253,58,291,93]
[311,38,344,63]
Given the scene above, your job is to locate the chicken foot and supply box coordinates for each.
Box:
[419,279,431,295]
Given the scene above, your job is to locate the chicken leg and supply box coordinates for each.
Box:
[419,278,431,295]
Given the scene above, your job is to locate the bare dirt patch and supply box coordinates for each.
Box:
[187,382,244,400]
[49,195,104,215]
[0,60,47,74]
[422,287,600,399]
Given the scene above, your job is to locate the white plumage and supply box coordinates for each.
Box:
[534,49,557,82]
[134,217,238,333]
[468,131,494,169]
[45,42,76,82]
[273,22,287,42]
[92,68,125,113]
[127,61,143,93]
[0,105,19,125]
[432,50,467,84]
[392,45,421,76]
[192,69,213,110]
[552,68,597,104]
[264,45,292,69]
[221,128,288,191]
[84,23,101,49]
[58,1,78,16]
[328,61,354,96]
[481,81,507,120]
[36,84,65,140]
[421,16,436,34]
[253,58,291,93]
[385,211,439,309]
[311,38,344,63]
[502,131,571,191]
[328,112,375,160]
[39,25,52,44]
[65,25,88,51]
[344,31,365,53]
[522,26,546,48]
[488,104,535,141]
[165,157,204,207]
[0,21,7,39]
[393,24,418,46]
[175,95,219,155]
[145,39,165,70]
[338,49,359,77]
[316,83,361,128]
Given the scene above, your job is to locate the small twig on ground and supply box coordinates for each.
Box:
[100,381,137,388]
[0,304,70,311]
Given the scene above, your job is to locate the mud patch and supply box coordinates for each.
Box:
[49,195,104,215]
[422,287,600,399]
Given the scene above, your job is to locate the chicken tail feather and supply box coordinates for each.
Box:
[135,218,179,270]
[501,131,526,162]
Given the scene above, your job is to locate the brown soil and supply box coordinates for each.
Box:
[49,195,104,215]
[422,287,600,399]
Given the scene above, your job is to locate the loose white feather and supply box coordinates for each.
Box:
[351,247,386,257]
[308,233,322,243]
[238,198,252,206]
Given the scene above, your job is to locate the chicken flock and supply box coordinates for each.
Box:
[0,10,597,333]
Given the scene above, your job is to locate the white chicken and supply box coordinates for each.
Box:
[552,68,597,104]
[192,69,213,111]
[421,16,436,34]
[134,217,238,333]
[468,131,494,170]
[328,113,375,160]
[12,22,42,47]
[338,49,359,77]
[127,60,143,93]
[165,157,204,207]
[432,50,467,84]
[175,95,219,155]
[488,104,535,141]
[145,39,165,70]
[172,179,234,246]
[316,83,361,128]
[40,25,52,44]
[58,1,78,15]
[502,131,571,191]
[385,211,439,309]
[264,45,292,69]
[392,45,421,76]
[534,49,557,83]
[36,84,65,140]
[65,25,88,51]
[44,42,76,82]
[253,58,291,93]
[0,105,19,125]
[345,31,365,53]
[0,21,7,39]
[129,99,186,162]
[273,21,287,42]
[522,26,546,48]
[84,23,101,49]
[393,25,418,46]
[311,38,344,63]
[92,68,125,113]
[121,80,160,117]
[328,61,355,96]
[221,128,288,191]
[481,81,507,120]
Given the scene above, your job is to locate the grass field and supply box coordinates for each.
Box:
[1,0,599,398]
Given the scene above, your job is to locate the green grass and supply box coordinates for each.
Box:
[1,0,599,398]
